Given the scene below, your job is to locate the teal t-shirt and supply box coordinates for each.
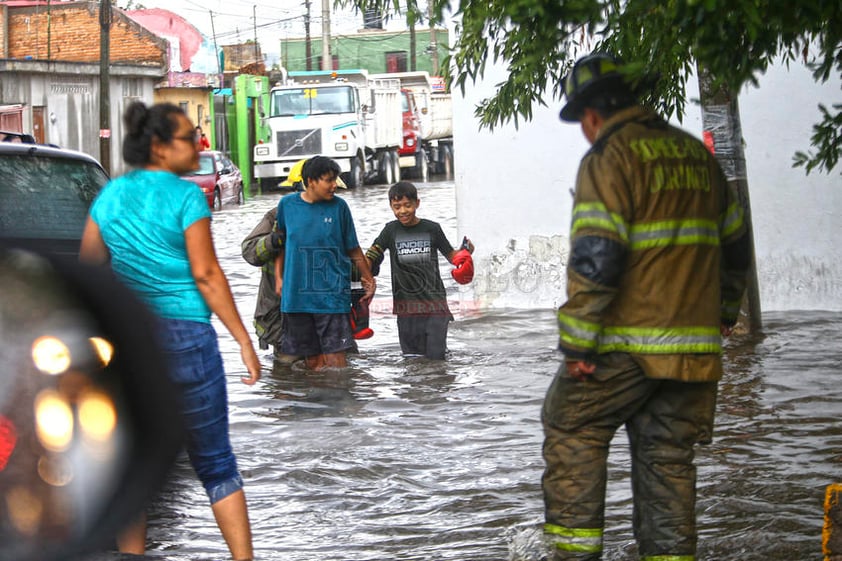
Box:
[276,192,359,314]
[91,169,213,322]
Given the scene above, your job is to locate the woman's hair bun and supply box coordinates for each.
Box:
[123,101,149,137]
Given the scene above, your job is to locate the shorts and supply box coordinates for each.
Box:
[280,312,354,356]
[157,318,243,505]
[397,314,451,360]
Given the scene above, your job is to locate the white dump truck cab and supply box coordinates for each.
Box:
[253,70,401,189]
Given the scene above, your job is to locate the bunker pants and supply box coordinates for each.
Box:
[541,352,717,560]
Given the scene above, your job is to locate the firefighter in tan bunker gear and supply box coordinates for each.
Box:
[542,53,752,561]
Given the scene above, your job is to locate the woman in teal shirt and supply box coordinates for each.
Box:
[80,102,260,560]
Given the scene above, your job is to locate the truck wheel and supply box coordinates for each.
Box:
[391,149,401,183]
[378,152,394,185]
[343,155,363,188]
[416,149,429,183]
[442,145,454,179]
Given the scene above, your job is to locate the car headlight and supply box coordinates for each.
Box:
[406,138,415,147]
[334,142,348,151]
[255,146,270,156]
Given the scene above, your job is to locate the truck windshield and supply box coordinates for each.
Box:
[271,86,355,117]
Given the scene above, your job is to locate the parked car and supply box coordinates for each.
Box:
[0,137,109,261]
[182,150,243,211]
[0,133,182,561]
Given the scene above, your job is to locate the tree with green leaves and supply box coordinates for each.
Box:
[341,0,840,174]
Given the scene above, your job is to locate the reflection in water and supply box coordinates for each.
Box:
[138,183,842,561]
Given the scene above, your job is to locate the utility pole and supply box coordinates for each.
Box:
[320,0,331,70]
[98,0,111,175]
[409,21,416,71]
[47,0,51,60]
[428,1,437,74]
[210,9,226,152]
[253,5,259,64]
[697,65,762,332]
[304,0,312,70]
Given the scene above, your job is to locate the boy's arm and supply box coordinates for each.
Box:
[446,236,475,263]
[448,236,475,285]
[364,243,386,276]
[273,251,285,296]
[348,246,376,303]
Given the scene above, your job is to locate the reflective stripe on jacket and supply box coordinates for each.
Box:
[558,106,751,382]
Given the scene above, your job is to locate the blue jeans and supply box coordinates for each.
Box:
[158,318,243,504]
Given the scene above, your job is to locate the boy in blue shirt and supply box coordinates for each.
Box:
[274,156,375,370]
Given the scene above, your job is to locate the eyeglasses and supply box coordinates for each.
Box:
[172,133,200,144]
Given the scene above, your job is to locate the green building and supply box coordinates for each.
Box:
[279,28,449,76]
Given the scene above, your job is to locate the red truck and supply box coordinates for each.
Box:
[372,71,454,182]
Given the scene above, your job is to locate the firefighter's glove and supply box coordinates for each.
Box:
[451,249,474,285]
[270,230,285,250]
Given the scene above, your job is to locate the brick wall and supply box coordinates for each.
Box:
[5,3,165,66]
[0,5,7,59]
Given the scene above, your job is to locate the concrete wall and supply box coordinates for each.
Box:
[0,60,161,177]
[155,87,213,134]
[280,28,449,75]
[453,57,842,312]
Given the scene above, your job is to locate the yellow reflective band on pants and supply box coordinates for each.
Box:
[641,556,695,561]
[544,523,603,554]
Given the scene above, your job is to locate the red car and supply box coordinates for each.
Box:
[183,150,243,211]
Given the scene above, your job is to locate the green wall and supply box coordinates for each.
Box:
[232,74,270,197]
[280,28,448,75]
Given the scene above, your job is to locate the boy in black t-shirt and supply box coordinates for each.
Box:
[365,181,474,359]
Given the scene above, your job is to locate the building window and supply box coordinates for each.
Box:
[179,102,189,114]
[121,78,141,97]
[385,52,407,73]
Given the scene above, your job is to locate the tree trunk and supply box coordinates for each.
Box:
[696,64,762,332]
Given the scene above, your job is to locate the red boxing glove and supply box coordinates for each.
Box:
[451,249,474,285]
[350,288,374,339]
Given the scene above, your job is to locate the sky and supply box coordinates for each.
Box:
[127,0,417,63]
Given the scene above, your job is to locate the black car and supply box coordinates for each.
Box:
[0,136,180,561]
[0,137,109,260]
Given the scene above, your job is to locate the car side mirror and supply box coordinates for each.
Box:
[0,247,184,561]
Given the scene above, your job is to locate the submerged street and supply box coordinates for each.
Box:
[136,179,842,561]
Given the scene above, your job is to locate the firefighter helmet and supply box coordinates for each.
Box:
[559,52,632,122]
[280,158,346,189]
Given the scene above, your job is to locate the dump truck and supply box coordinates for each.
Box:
[253,69,403,189]
[371,71,454,182]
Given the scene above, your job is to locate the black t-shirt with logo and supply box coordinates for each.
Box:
[372,218,455,317]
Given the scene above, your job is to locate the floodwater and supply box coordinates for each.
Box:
[140,179,842,561]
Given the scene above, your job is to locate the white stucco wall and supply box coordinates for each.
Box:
[453,58,842,312]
